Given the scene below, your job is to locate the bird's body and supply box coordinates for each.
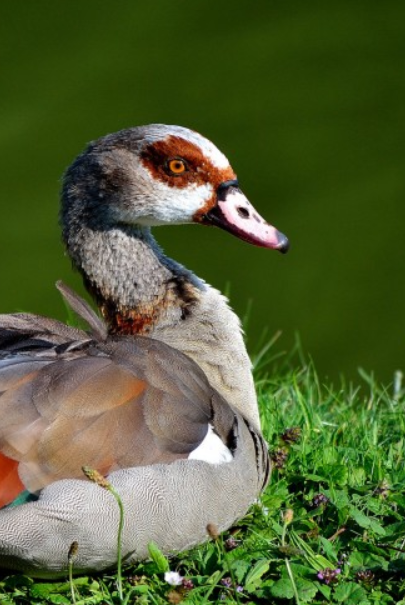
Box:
[0,125,288,576]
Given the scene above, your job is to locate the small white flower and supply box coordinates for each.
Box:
[164,571,183,586]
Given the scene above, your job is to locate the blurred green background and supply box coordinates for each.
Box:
[0,2,404,385]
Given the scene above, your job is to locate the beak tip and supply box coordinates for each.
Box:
[277,233,290,254]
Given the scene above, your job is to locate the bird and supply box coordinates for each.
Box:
[0,124,288,577]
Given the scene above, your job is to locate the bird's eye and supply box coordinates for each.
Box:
[167,158,187,175]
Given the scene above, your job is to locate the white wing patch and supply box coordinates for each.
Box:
[188,424,233,464]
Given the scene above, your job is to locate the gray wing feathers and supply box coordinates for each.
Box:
[0,313,89,352]
[55,281,108,341]
[0,280,104,353]
[0,416,267,578]
[0,338,220,492]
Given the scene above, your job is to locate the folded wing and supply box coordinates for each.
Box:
[0,285,234,506]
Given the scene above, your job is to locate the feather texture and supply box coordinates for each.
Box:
[0,289,240,505]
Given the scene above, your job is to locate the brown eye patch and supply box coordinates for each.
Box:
[140,135,235,190]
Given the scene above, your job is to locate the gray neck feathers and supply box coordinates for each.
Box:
[63,222,200,310]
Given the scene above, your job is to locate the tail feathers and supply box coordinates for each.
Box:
[0,453,25,508]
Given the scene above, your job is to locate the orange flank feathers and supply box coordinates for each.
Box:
[0,453,24,507]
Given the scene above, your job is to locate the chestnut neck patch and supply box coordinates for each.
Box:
[86,272,199,337]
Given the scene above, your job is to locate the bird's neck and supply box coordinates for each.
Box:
[70,225,200,335]
[66,224,260,428]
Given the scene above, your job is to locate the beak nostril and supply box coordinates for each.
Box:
[237,207,250,219]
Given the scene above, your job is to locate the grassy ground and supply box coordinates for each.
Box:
[0,343,404,604]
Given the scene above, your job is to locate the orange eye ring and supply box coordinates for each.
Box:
[167,158,187,175]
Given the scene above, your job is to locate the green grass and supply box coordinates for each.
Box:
[1,344,404,604]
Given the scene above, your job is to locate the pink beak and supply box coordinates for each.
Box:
[203,180,289,252]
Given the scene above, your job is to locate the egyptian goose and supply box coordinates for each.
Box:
[0,125,288,577]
